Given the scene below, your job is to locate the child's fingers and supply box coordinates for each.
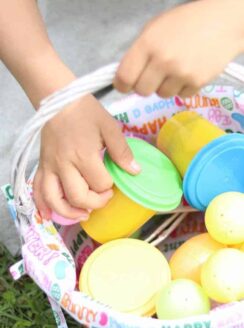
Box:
[59,165,114,209]
[41,171,90,220]
[113,40,149,93]
[33,169,51,219]
[102,122,141,175]
[133,58,166,96]
[78,153,113,193]
[156,76,184,99]
[178,85,200,98]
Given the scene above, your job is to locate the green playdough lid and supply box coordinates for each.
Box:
[104,137,183,212]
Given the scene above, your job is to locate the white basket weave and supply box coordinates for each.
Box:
[7,62,244,328]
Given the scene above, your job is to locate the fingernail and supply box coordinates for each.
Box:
[130,160,141,173]
[102,189,114,199]
[106,190,114,199]
[78,214,89,221]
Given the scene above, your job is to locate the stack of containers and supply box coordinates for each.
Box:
[157,111,244,210]
[81,137,183,243]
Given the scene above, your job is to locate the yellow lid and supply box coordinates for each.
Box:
[79,239,171,316]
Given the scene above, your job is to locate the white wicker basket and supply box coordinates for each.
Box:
[4,62,244,328]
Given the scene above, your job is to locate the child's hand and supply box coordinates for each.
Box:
[114,0,244,98]
[33,94,140,220]
[0,1,141,221]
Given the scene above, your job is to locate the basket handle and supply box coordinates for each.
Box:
[11,61,244,226]
[222,62,244,84]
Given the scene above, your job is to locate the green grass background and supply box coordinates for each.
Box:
[0,243,82,328]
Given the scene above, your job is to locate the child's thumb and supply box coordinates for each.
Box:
[103,127,141,175]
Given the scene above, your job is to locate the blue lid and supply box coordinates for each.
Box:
[183,134,244,211]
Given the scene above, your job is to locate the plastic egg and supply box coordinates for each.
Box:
[169,233,225,284]
[156,279,210,320]
[201,248,244,303]
[233,242,244,252]
[205,192,244,245]
[231,243,244,250]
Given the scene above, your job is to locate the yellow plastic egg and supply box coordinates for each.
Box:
[233,243,244,252]
[201,248,244,303]
[231,243,244,250]
[169,233,225,284]
[205,192,244,245]
[156,279,210,320]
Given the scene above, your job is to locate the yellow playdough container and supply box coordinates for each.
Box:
[79,239,171,316]
[157,111,225,177]
[81,138,183,244]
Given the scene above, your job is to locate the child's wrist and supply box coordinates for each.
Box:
[17,46,76,109]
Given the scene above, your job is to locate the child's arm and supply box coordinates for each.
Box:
[114,0,244,98]
[0,0,75,107]
[0,0,140,220]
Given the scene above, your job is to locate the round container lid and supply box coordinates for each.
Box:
[104,138,183,212]
[183,134,244,211]
[79,239,171,316]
